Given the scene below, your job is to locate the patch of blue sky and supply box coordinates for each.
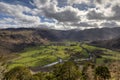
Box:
[1,22,15,25]
[0,13,14,19]
[0,0,35,8]
[73,3,95,11]
[57,0,67,7]
[23,11,33,16]
[40,16,56,23]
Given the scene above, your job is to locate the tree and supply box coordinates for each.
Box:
[3,66,34,80]
[33,72,56,80]
[44,72,57,80]
[53,61,81,80]
[0,55,8,80]
[33,72,46,80]
[95,66,111,80]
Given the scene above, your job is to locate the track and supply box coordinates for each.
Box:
[79,42,96,63]
[43,43,96,68]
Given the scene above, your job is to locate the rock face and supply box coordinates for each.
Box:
[0,27,120,53]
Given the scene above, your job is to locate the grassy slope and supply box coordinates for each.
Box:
[83,44,120,64]
[8,42,120,69]
[83,44,120,80]
[8,43,82,69]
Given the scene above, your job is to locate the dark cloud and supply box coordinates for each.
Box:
[44,7,81,22]
[73,3,95,10]
[57,0,67,7]
[95,0,102,4]
[87,10,104,20]
[109,5,120,20]
[71,22,92,27]
[87,4,120,21]
[100,21,119,28]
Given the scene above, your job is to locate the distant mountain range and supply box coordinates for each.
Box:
[0,27,120,53]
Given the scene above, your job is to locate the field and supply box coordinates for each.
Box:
[8,42,120,69]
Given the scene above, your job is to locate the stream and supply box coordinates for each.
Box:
[43,43,95,68]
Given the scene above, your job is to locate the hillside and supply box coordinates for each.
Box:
[91,37,120,50]
[8,42,120,69]
[1,27,120,54]
[0,28,49,54]
[0,28,120,80]
[35,27,120,41]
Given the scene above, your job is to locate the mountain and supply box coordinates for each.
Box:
[1,27,120,53]
[91,37,120,50]
[60,27,120,41]
[0,28,48,53]
[35,27,120,41]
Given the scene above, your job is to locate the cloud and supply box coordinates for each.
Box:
[109,5,120,20]
[0,0,120,30]
[94,0,103,4]
[67,0,90,5]
[87,10,105,20]
[87,4,120,21]
[33,0,51,8]
[71,22,92,27]
[100,21,119,28]
[0,2,40,27]
[44,6,81,22]
[32,0,81,22]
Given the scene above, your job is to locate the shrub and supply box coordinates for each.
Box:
[3,66,34,80]
[95,66,111,80]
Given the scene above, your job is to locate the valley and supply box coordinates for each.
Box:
[1,0,120,79]
[7,42,120,75]
[0,28,120,80]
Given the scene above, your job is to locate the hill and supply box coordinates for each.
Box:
[8,42,120,69]
[0,28,120,80]
[1,27,120,53]
[0,28,49,54]
[91,37,120,51]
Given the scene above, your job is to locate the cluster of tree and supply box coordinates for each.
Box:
[95,66,111,80]
[0,55,9,80]
[3,61,111,80]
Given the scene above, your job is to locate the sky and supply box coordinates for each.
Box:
[0,0,120,30]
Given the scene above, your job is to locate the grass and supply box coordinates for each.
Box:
[8,42,120,69]
[8,45,71,69]
[83,44,120,64]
